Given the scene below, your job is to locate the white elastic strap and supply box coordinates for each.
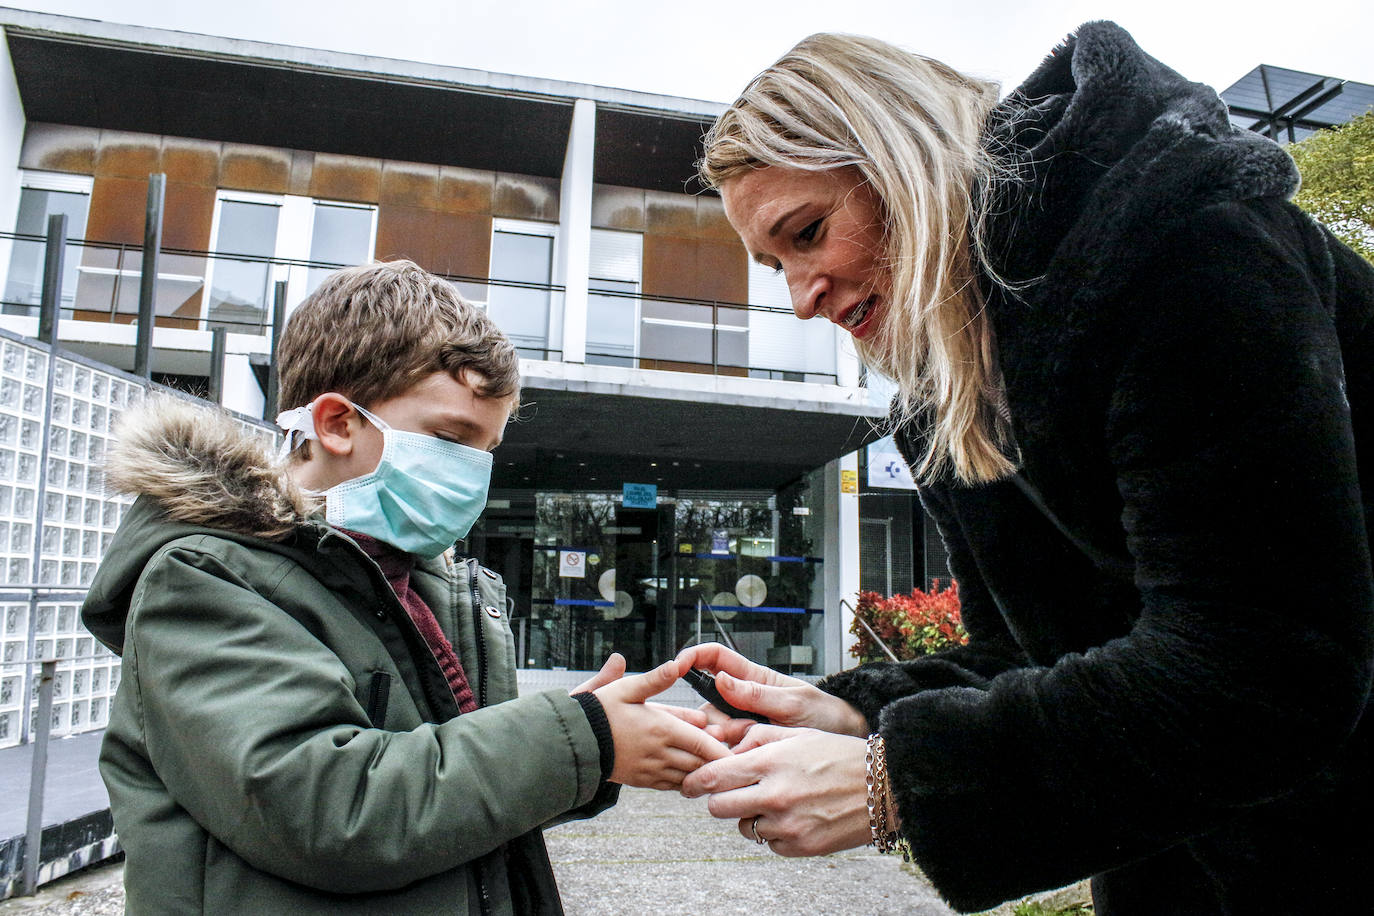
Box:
[274,399,388,462]
[275,402,320,462]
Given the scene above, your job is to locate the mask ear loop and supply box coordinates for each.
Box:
[275,399,389,463]
[275,401,320,463]
[349,402,390,432]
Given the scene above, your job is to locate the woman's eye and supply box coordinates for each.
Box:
[797,219,821,243]
[771,263,785,276]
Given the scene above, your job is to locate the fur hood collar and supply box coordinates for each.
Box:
[106,395,316,539]
[85,397,324,654]
[982,20,1299,289]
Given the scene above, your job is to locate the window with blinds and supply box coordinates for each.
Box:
[587,228,642,367]
[746,261,837,382]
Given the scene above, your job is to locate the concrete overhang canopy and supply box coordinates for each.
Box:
[493,364,887,492]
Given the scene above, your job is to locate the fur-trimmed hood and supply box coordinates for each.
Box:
[84,397,322,654]
[106,395,316,538]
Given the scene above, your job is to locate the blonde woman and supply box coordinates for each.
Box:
[677,21,1374,915]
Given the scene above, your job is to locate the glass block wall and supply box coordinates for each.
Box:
[0,331,272,748]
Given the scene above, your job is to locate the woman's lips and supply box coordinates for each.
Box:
[840,296,882,338]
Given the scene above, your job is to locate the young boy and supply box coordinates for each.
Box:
[81,261,725,914]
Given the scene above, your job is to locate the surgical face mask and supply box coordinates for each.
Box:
[276,400,492,558]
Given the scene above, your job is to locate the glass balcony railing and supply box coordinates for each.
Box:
[0,233,843,384]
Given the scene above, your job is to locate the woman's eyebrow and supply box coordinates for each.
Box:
[769,203,807,237]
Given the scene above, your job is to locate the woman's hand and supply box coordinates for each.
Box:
[681,724,872,857]
[676,643,869,744]
[595,659,731,790]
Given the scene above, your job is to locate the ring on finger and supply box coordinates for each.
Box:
[750,815,767,845]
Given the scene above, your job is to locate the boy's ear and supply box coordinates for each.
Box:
[310,393,361,457]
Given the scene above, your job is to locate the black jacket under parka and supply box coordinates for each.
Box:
[821,22,1374,915]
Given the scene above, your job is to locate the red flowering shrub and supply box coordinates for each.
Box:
[849,579,967,662]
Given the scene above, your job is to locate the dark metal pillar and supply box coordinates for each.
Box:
[134,173,166,379]
[21,659,56,896]
[37,213,67,346]
[208,326,227,405]
[264,280,286,420]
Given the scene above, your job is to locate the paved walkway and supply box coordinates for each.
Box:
[545,787,957,915]
[0,732,109,843]
[0,788,961,915]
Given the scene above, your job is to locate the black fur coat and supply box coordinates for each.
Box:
[820,22,1374,915]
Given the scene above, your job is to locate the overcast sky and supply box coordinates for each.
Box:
[8,0,1374,103]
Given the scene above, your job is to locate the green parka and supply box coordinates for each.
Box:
[81,397,616,914]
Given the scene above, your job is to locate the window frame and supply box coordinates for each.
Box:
[203,191,378,330]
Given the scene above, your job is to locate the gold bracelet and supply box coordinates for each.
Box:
[865,733,910,861]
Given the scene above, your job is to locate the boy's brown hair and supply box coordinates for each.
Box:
[277,260,520,417]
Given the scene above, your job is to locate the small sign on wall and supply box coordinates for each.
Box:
[559,549,587,578]
[622,482,657,509]
[866,435,917,490]
[841,469,858,494]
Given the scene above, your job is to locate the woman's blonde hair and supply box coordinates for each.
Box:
[700,33,1016,485]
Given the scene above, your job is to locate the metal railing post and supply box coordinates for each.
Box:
[38,214,67,345]
[712,301,719,374]
[264,280,286,421]
[135,174,166,379]
[109,244,126,320]
[208,326,227,405]
[840,598,902,663]
[21,659,57,896]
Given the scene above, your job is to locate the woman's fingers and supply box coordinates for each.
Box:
[731,723,794,753]
[680,732,787,799]
[686,729,875,857]
[711,672,806,724]
[677,643,798,688]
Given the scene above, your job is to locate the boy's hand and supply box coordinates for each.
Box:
[595,659,731,790]
[571,652,627,694]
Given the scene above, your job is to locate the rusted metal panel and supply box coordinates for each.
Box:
[159,137,220,187]
[93,131,159,181]
[493,172,558,222]
[380,161,439,210]
[220,143,291,194]
[645,189,697,238]
[438,165,494,215]
[86,175,148,245]
[18,123,97,175]
[374,204,435,267]
[591,184,646,232]
[310,153,382,204]
[430,210,492,280]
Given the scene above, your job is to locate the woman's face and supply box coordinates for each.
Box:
[720,165,888,339]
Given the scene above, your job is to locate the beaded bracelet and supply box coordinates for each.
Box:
[865,733,910,861]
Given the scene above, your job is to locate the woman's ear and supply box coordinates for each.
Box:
[310,393,360,457]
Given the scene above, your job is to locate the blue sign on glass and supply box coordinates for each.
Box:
[710,529,730,555]
[622,482,657,509]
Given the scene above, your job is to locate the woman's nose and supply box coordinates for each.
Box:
[789,271,826,321]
